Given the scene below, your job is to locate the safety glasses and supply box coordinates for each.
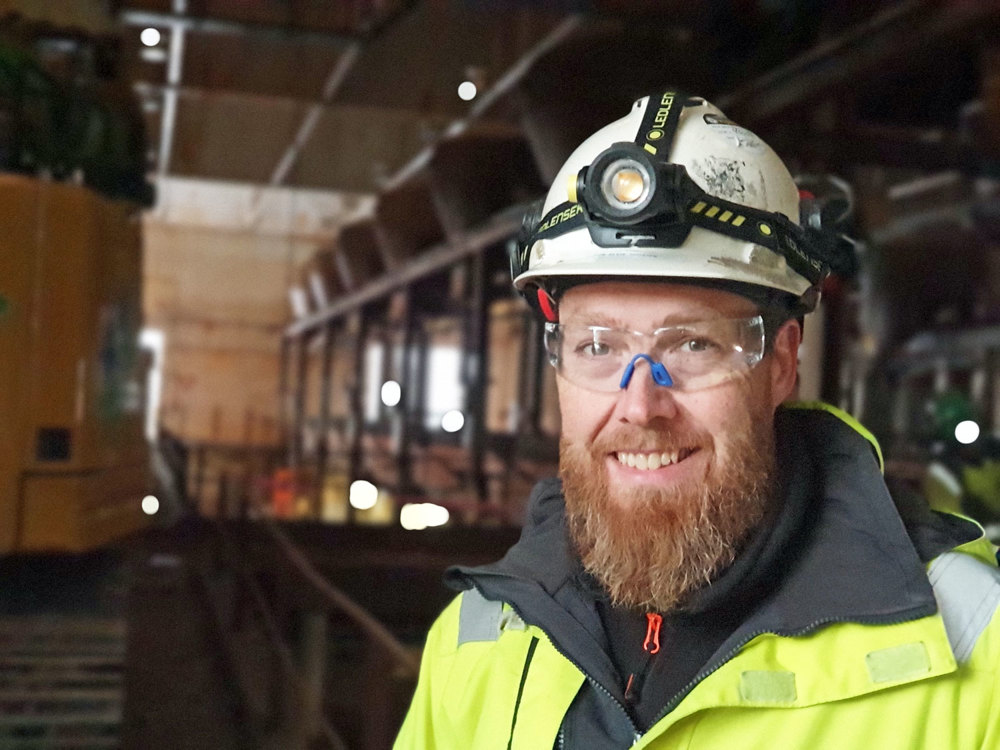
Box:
[543,315,765,393]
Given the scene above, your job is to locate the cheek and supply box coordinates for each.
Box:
[557,381,610,443]
[684,378,766,444]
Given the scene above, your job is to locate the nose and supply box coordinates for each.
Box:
[616,356,679,424]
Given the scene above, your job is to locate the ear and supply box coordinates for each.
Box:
[769,319,801,408]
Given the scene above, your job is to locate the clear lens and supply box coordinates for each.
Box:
[611,168,645,203]
[544,316,765,392]
[599,158,650,210]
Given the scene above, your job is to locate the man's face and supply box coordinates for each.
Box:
[556,281,800,611]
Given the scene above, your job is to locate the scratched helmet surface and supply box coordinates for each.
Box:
[513,94,822,311]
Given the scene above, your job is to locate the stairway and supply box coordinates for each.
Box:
[0,616,125,749]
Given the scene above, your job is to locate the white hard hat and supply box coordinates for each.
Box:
[512,93,828,316]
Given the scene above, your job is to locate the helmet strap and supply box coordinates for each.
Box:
[634,91,687,158]
[536,288,558,322]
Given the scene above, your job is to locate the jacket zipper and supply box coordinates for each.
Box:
[625,613,663,704]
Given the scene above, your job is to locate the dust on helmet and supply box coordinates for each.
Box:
[511,92,830,320]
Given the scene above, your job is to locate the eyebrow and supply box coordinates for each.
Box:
[568,312,726,329]
[571,312,626,328]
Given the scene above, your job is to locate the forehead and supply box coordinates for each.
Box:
[559,281,758,325]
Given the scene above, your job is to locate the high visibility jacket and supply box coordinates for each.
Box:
[396,406,1000,749]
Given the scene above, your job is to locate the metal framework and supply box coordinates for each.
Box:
[277,2,1000,526]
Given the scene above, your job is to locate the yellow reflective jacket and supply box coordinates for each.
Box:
[396,407,1000,749]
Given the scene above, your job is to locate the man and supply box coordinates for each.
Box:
[395,93,1000,749]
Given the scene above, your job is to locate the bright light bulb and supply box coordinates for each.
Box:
[400,503,450,531]
[349,480,378,510]
[140,28,161,47]
[381,380,401,407]
[424,503,450,527]
[955,420,980,445]
[141,495,160,515]
[457,81,477,101]
[400,503,425,530]
[441,409,465,433]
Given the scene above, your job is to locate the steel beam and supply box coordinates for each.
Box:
[290,336,309,472]
[347,312,369,524]
[270,43,361,186]
[462,254,489,504]
[395,292,416,500]
[284,204,526,337]
[155,0,187,181]
[279,337,291,462]
[121,9,364,48]
[125,1,418,187]
[313,323,336,518]
[383,14,583,192]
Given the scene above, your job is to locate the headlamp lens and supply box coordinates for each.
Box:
[611,168,645,204]
[599,158,650,210]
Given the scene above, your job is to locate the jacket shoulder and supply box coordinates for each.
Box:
[422,588,529,658]
[929,550,1000,665]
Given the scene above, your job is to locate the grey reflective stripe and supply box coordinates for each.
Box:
[928,551,1000,664]
[458,588,504,645]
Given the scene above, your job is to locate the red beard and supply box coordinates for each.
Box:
[560,416,776,612]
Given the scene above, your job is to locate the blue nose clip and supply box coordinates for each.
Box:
[619,353,673,389]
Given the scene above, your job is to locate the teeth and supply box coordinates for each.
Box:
[616,450,689,471]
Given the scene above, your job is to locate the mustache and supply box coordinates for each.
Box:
[587,425,707,456]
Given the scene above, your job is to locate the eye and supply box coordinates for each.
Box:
[568,328,623,358]
[678,337,720,354]
[577,339,612,357]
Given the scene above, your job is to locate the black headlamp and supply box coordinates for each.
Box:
[574,142,698,227]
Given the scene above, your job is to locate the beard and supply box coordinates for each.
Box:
[560,410,777,613]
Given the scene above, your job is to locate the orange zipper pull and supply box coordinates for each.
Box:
[643,613,662,654]
[624,672,636,701]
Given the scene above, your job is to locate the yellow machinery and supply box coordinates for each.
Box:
[0,174,151,553]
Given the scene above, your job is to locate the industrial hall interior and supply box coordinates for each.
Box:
[0,0,999,748]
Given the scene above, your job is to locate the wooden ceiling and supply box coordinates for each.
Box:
[116,0,568,192]
[7,0,997,228]
[105,0,1000,199]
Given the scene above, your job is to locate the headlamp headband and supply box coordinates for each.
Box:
[512,91,830,296]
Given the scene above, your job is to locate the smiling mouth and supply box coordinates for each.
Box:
[615,448,696,471]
